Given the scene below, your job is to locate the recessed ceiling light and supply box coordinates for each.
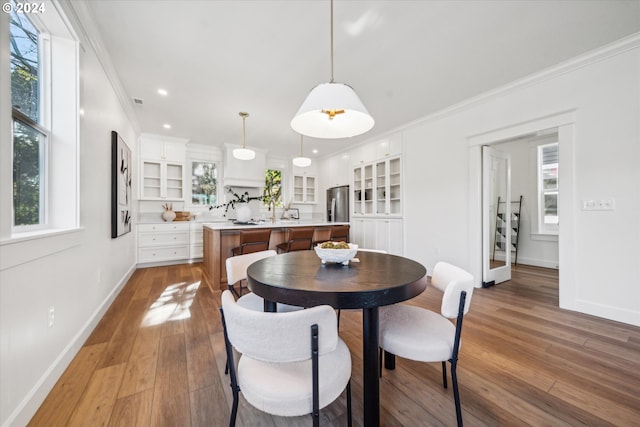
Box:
[163,123,171,129]
[157,88,168,96]
[312,149,318,154]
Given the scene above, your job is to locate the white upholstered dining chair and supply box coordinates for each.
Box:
[220,290,352,426]
[379,261,474,427]
[226,250,300,312]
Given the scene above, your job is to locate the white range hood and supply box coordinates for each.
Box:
[223,143,266,188]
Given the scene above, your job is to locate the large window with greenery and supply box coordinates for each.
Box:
[538,142,559,234]
[263,169,282,206]
[191,161,217,205]
[10,6,47,228]
[4,0,80,238]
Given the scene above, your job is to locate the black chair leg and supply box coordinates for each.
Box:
[346,380,352,427]
[378,348,383,377]
[450,361,463,427]
[230,388,239,427]
[442,361,448,388]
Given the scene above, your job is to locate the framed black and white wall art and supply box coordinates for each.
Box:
[111,130,132,238]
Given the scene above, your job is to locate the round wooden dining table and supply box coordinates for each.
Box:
[246,249,428,426]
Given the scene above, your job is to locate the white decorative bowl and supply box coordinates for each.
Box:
[314,243,358,265]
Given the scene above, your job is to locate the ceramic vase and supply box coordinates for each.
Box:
[235,204,252,223]
[162,210,176,222]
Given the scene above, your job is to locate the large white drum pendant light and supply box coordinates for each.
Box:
[291,0,374,139]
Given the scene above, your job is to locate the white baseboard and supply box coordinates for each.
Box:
[574,299,640,328]
[3,264,136,427]
[492,253,559,269]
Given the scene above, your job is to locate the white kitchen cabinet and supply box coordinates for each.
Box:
[350,132,402,167]
[351,218,403,255]
[374,156,402,216]
[326,153,351,188]
[139,135,187,200]
[373,132,403,159]
[352,163,374,215]
[293,173,316,203]
[190,222,204,259]
[141,160,184,200]
[351,218,376,250]
[353,155,401,217]
[140,138,185,162]
[374,218,403,255]
[138,222,191,264]
[350,218,403,255]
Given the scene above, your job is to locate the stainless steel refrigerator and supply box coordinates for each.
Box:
[326,185,349,222]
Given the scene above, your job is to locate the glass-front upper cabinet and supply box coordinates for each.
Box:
[139,135,187,201]
[388,157,401,215]
[353,167,362,214]
[293,174,316,203]
[141,160,184,200]
[353,156,401,217]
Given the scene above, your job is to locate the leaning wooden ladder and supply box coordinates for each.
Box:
[492,195,523,265]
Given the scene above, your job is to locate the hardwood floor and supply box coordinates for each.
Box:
[28,263,640,426]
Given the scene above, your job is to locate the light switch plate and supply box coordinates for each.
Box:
[582,199,615,211]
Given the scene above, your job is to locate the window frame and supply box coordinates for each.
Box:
[188,159,220,207]
[11,110,49,230]
[10,9,51,232]
[263,168,283,207]
[537,142,559,235]
[4,0,80,239]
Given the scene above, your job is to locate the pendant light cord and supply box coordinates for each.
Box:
[239,112,249,148]
[330,0,334,83]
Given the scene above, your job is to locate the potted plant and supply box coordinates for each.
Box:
[209,188,264,221]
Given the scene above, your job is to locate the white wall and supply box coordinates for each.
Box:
[400,34,640,326]
[0,5,139,426]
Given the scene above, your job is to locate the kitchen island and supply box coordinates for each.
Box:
[202,221,349,290]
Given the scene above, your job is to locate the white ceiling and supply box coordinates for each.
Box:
[84,0,640,159]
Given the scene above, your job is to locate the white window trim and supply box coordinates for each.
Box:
[8,1,80,240]
[187,159,221,209]
[9,13,50,232]
[10,112,50,232]
[537,142,559,236]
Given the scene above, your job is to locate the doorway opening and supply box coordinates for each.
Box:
[467,109,575,309]
[482,131,560,294]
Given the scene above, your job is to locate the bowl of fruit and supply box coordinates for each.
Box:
[314,241,359,265]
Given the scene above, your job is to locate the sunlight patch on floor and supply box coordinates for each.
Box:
[141,280,201,327]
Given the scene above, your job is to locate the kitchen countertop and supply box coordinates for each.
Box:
[203,220,349,231]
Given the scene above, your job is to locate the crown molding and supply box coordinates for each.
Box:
[406,32,640,129]
[57,0,141,135]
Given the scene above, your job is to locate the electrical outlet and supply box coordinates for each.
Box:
[48,306,55,327]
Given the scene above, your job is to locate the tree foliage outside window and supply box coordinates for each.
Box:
[192,162,217,205]
[11,6,45,227]
[263,169,282,207]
